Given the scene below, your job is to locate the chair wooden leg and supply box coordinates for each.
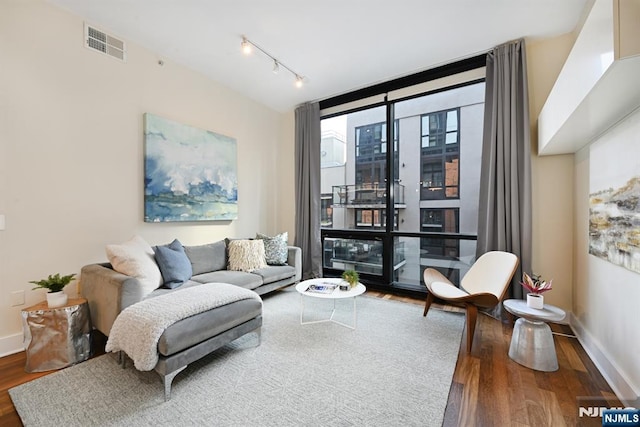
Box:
[465,304,478,353]
[423,292,435,317]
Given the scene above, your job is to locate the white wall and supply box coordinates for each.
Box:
[573,109,640,406]
[0,0,292,355]
[527,34,578,312]
[277,111,296,237]
[529,30,639,406]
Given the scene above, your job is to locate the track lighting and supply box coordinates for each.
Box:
[240,35,304,88]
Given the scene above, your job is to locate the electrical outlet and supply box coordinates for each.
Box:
[10,290,25,306]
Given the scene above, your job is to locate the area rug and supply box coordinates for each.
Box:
[10,287,463,426]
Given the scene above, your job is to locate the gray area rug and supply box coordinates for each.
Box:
[10,287,463,426]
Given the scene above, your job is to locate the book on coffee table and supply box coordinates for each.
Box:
[306,283,337,294]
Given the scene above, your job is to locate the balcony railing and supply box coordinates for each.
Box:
[321,229,477,291]
[323,237,406,276]
[332,182,405,207]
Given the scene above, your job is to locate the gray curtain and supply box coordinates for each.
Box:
[294,102,322,279]
[476,39,532,299]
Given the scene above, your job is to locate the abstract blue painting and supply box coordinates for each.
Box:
[144,113,238,222]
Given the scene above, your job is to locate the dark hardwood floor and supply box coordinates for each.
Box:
[0,291,621,426]
[367,291,621,427]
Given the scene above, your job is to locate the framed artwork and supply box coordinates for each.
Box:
[144,113,238,222]
[589,114,640,274]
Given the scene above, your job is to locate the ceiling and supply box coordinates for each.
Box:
[47,0,588,113]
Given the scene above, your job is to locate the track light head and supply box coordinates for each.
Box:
[272,60,280,74]
[295,75,304,88]
[241,37,252,55]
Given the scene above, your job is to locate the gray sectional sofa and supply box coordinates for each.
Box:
[80,239,302,337]
[80,238,301,399]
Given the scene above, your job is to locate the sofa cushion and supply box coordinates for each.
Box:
[252,265,297,285]
[256,232,288,265]
[158,297,262,357]
[105,235,162,296]
[191,270,263,290]
[154,239,192,289]
[227,240,266,272]
[183,240,226,275]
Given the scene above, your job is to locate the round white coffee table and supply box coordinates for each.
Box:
[295,278,366,330]
[503,299,566,372]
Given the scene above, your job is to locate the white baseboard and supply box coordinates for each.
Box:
[0,333,24,358]
[569,313,640,407]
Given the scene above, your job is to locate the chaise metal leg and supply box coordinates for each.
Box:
[163,366,187,401]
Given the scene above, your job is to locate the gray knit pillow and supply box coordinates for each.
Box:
[227,240,267,272]
[256,232,288,265]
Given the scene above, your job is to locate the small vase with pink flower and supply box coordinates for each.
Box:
[521,272,552,309]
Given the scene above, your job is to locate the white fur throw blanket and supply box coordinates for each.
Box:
[105,283,262,371]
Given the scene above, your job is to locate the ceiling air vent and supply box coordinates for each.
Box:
[84,23,126,61]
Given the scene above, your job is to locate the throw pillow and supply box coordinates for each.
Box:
[105,235,162,296]
[183,240,226,275]
[227,239,267,272]
[154,239,193,289]
[256,232,288,265]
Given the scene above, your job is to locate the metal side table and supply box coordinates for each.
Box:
[21,297,92,372]
[503,299,566,372]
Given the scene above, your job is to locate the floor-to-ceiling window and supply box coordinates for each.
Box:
[320,57,485,293]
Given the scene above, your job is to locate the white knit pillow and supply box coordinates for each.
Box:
[106,235,162,296]
[227,240,267,272]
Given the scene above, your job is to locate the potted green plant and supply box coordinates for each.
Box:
[341,270,359,289]
[30,273,76,308]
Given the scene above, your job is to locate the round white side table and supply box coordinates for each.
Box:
[295,278,366,330]
[503,299,566,372]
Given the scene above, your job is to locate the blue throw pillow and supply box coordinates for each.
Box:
[154,239,192,289]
